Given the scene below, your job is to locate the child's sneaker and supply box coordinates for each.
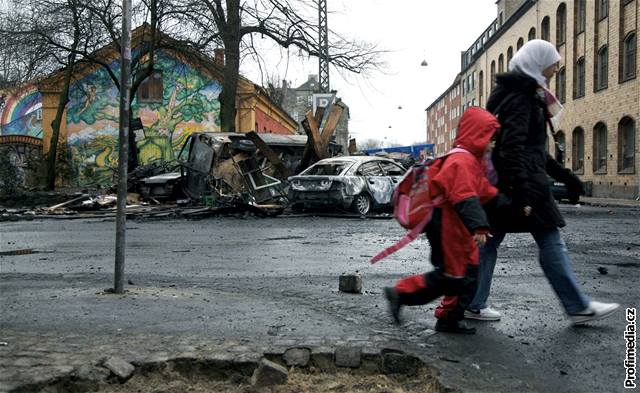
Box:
[383,287,402,325]
[435,319,476,334]
[569,301,620,325]
[464,307,501,321]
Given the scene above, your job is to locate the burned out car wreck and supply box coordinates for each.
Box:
[287,156,407,215]
[137,131,342,208]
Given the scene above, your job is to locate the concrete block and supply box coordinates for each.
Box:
[339,274,362,294]
[283,347,311,367]
[334,346,361,368]
[102,356,134,380]
[251,358,288,387]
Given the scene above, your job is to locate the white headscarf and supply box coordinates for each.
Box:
[509,39,561,88]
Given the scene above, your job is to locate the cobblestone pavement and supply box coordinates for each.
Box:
[1,203,638,392]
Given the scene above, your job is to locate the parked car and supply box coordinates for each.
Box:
[550,177,570,202]
[287,156,408,215]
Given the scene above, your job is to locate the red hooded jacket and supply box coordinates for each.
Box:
[426,107,499,276]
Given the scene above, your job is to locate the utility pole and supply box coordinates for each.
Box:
[114,0,132,294]
[318,0,330,93]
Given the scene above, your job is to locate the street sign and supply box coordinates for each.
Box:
[312,93,336,130]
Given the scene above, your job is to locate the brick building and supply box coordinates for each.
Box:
[426,0,639,198]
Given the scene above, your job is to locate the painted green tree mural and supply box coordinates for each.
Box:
[136,54,221,163]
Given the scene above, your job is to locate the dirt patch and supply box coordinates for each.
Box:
[97,367,442,393]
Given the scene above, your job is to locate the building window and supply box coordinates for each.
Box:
[572,127,584,173]
[528,27,536,41]
[490,61,496,88]
[556,3,567,45]
[618,117,636,173]
[517,37,524,50]
[498,54,504,73]
[137,70,163,104]
[541,16,550,41]
[595,46,608,91]
[479,71,484,106]
[574,57,585,98]
[575,0,586,35]
[556,67,566,103]
[593,122,608,173]
[621,32,637,81]
[597,0,608,20]
[507,47,513,68]
[556,131,566,166]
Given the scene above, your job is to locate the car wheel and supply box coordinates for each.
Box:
[351,193,371,215]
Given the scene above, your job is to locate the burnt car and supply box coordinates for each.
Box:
[287,156,408,215]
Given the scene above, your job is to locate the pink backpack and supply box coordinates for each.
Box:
[370,147,471,264]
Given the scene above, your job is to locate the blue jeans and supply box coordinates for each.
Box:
[469,227,590,314]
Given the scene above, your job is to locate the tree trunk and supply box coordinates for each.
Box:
[219,0,241,133]
[45,53,76,190]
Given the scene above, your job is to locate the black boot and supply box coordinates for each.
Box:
[435,319,476,334]
[384,287,402,325]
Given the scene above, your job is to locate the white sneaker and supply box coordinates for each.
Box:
[464,307,501,321]
[569,301,620,325]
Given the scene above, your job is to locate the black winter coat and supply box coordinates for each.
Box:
[485,72,572,232]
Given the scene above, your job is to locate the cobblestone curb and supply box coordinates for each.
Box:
[4,344,456,393]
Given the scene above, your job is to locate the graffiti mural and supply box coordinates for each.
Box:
[66,50,222,186]
[0,86,43,138]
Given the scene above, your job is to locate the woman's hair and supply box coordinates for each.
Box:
[509,39,561,87]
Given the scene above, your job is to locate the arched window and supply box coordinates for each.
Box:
[572,127,585,172]
[541,16,550,41]
[528,27,536,41]
[556,131,566,166]
[498,54,504,73]
[575,0,586,35]
[490,60,496,88]
[574,57,585,98]
[556,3,567,45]
[555,67,566,103]
[593,122,608,173]
[479,71,484,107]
[597,0,608,20]
[517,37,524,50]
[618,117,636,172]
[622,32,637,81]
[596,45,608,91]
[507,47,513,68]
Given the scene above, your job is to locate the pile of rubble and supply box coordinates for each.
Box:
[1,104,347,220]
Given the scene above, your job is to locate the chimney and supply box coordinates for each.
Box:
[214,48,225,66]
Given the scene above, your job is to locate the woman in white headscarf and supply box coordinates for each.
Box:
[464,39,619,325]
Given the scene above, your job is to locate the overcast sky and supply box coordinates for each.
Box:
[241,0,498,146]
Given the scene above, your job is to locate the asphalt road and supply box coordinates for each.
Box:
[1,204,639,392]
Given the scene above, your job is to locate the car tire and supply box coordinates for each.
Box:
[351,193,371,215]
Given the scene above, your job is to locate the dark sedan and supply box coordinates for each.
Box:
[288,156,408,215]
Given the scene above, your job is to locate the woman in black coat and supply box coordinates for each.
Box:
[464,40,619,325]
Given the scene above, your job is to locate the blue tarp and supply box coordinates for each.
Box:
[364,143,434,158]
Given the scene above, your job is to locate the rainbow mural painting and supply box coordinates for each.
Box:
[0,85,43,138]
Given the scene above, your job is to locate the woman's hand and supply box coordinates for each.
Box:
[474,233,489,245]
[523,206,532,216]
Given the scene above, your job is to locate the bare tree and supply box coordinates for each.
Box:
[193,0,384,133]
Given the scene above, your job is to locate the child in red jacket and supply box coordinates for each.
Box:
[384,107,499,334]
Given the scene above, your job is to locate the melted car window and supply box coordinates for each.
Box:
[303,162,350,176]
[379,161,406,176]
[357,162,385,176]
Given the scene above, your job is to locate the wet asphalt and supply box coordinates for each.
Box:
[1,203,639,392]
